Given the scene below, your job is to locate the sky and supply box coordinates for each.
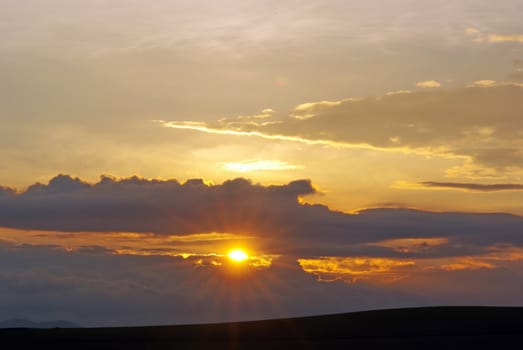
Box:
[1,0,523,326]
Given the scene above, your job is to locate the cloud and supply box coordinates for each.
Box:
[298,256,416,283]
[418,181,523,192]
[487,34,523,43]
[469,79,497,87]
[464,28,523,44]
[416,80,441,88]
[2,174,523,262]
[163,84,523,169]
[385,90,412,96]
[0,174,317,236]
[291,100,348,120]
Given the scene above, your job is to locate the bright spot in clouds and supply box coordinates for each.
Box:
[224,160,302,172]
[228,250,248,262]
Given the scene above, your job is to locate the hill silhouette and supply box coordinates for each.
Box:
[0,318,79,329]
[2,306,523,349]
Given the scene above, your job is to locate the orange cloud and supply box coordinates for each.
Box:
[298,257,416,283]
[223,160,303,172]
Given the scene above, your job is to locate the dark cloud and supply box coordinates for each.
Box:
[1,175,523,260]
[0,174,317,236]
[420,181,523,192]
[25,174,91,195]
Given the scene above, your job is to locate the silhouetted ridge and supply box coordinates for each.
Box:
[1,307,523,349]
[0,318,79,329]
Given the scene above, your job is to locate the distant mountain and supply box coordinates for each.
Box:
[0,318,79,329]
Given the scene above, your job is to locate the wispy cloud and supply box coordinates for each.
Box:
[161,84,523,170]
[468,79,498,87]
[161,120,411,152]
[418,181,523,192]
[488,34,523,43]
[465,28,523,43]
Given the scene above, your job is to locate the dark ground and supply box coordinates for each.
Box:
[2,306,523,349]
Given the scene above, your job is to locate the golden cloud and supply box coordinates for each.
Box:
[488,34,523,43]
[416,80,441,88]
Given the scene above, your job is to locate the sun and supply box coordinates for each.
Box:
[228,249,248,262]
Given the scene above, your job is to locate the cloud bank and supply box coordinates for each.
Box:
[2,174,523,261]
[1,238,523,327]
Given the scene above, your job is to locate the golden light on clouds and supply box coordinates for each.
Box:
[0,227,255,259]
[224,160,302,172]
[0,226,278,269]
[487,34,523,43]
[298,257,416,283]
[297,244,523,284]
[416,80,441,88]
[160,120,353,147]
[470,80,497,87]
[439,259,495,271]
[160,120,466,161]
[465,28,523,43]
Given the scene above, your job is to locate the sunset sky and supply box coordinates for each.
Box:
[1,0,523,326]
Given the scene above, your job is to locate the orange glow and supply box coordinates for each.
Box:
[298,256,416,283]
[224,160,302,172]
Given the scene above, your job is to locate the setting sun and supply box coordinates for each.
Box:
[228,250,248,262]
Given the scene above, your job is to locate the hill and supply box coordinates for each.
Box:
[0,318,79,329]
[1,306,523,349]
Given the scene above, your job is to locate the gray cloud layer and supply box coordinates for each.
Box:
[2,175,523,259]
